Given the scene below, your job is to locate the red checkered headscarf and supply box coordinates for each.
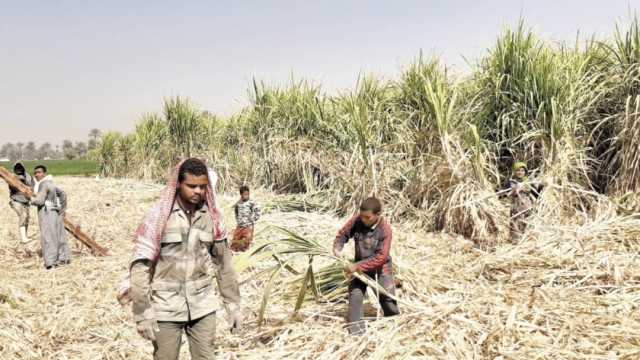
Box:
[130,158,227,265]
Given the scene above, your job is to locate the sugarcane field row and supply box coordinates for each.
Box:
[5,16,640,360]
[1,175,640,359]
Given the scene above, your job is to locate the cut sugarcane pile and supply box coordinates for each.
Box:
[1,177,639,359]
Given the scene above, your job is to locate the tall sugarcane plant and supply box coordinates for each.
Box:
[134,113,168,180]
[94,17,640,245]
[164,96,203,161]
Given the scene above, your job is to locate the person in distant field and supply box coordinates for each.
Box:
[333,197,400,335]
[31,165,71,269]
[7,162,34,257]
[231,185,261,252]
[506,162,544,243]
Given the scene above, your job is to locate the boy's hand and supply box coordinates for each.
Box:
[344,262,358,274]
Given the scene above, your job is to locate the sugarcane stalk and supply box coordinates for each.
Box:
[0,166,108,256]
[335,256,416,309]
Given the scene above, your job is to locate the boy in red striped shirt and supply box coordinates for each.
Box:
[333,197,399,335]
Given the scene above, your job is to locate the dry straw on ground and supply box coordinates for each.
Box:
[1,177,640,359]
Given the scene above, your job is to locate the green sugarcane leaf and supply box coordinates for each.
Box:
[293,262,313,314]
[308,260,320,300]
[258,261,290,327]
[271,254,301,275]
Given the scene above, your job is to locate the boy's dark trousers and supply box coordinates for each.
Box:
[347,273,400,335]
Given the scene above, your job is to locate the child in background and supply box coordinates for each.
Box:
[231,185,261,252]
[333,197,400,335]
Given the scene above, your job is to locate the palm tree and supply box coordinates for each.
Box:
[88,129,102,150]
[16,142,24,160]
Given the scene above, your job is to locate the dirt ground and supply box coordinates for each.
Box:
[1,177,640,359]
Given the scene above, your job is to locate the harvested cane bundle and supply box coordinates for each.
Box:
[248,226,411,325]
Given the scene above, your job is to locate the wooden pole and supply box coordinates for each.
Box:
[0,166,108,256]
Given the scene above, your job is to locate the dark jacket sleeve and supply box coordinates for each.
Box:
[356,222,393,273]
[252,201,261,222]
[531,182,544,199]
[333,215,358,254]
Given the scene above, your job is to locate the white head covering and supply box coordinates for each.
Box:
[34,174,53,194]
[208,167,218,194]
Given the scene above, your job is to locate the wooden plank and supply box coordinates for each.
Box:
[0,166,108,256]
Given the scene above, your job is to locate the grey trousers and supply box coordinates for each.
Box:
[56,213,71,263]
[153,312,217,360]
[38,208,71,268]
[347,274,400,335]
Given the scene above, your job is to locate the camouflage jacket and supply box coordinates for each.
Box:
[130,202,240,322]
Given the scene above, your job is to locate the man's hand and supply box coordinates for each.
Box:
[230,308,243,334]
[333,247,342,257]
[136,318,159,341]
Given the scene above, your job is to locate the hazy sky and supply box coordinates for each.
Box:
[1,0,638,145]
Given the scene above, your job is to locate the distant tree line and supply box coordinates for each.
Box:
[0,129,102,162]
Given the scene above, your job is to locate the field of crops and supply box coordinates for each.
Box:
[3,18,640,360]
[1,176,640,359]
[0,160,99,177]
[94,20,640,245]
